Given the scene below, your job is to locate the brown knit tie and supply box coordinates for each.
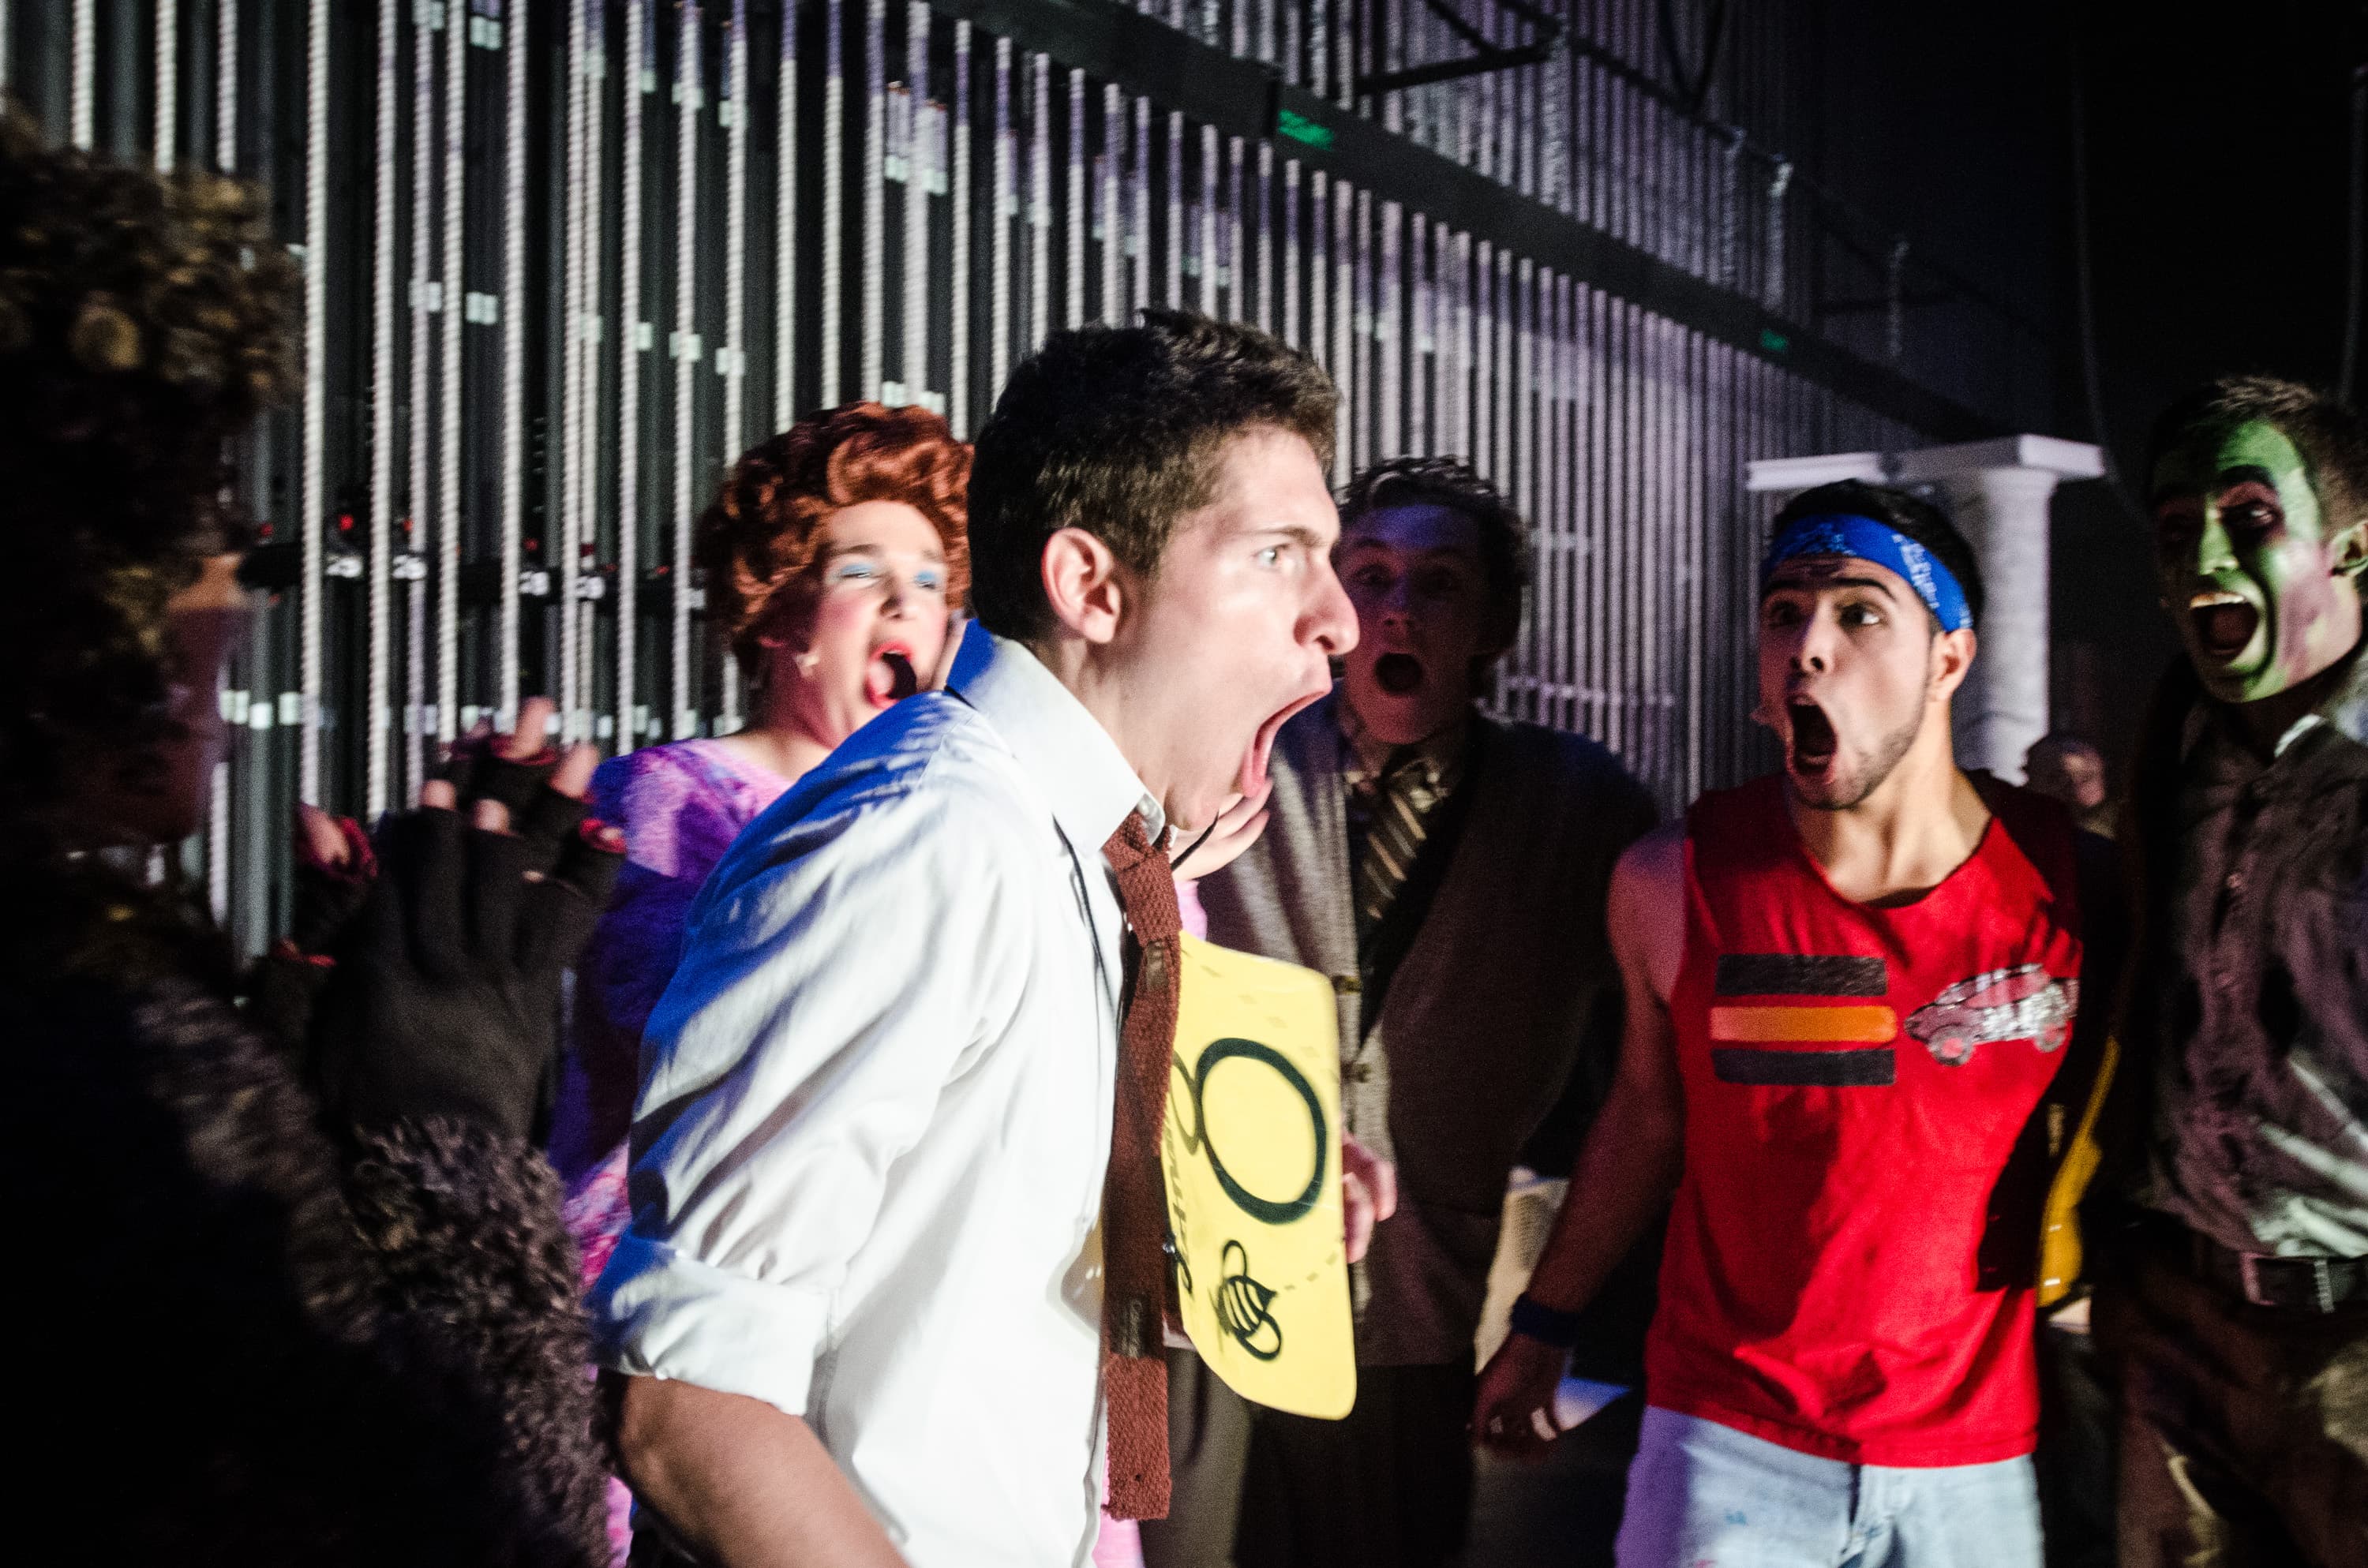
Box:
[1100,810,1181,1521]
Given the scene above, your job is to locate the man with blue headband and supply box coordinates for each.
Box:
[1474,480,2120,1568]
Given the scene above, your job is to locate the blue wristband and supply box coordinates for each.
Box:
[1508,1293,1583,1349]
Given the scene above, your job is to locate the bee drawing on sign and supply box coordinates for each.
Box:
[1217,1239,1284,1361]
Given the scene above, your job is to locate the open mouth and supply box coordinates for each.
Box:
[1788,699,1837,772]
[864,643,920,706]
[2188,592,2260,661]
[1242,687,1327,796]
[1373,652,1425,696]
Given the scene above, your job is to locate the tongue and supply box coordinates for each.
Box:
[1240,717,1280,797]
[867,650,917,705]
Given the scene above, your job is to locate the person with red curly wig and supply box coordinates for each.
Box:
[552,402,970,1562]
[551,401,969,1194]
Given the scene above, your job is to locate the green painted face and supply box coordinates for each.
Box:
[2150,418,2368,705]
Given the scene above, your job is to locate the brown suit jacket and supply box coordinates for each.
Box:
[1198,690,1655,1365]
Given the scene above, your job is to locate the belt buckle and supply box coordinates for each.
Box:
[2237,1252,2339,1312]
[2236,1252,2271,1307]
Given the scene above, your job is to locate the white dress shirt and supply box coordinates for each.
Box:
[589,627,1160,1568]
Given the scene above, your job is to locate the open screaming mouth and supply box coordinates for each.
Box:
[1373,652,1425,696]
[867,646,919,705]
[1789,700,1836,769]
[1246,687,1327,795]
[2189,592,2259,661]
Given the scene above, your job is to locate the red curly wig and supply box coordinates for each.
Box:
[698,401,972,678]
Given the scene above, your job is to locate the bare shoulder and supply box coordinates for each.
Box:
[1611,821,1686,904]
[1609,821,1687,1004]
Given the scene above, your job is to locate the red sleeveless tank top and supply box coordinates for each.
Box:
[1646,774,2081,1466]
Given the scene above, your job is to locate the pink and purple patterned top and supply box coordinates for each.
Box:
[551,737,796,1188]
[556,738,794,1565]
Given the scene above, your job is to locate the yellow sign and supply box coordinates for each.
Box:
[1162,934,1356,1419]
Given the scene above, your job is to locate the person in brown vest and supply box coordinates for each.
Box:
[1143,458,1658,1568]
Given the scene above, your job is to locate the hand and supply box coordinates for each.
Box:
[306,698,624,1140]
[930,613,968,690]
[245,806,378,1062]
[1340,1131,1397,1265]
[1472,1329,1570,1458]
[290,805,377,950]
[1167,780,1273,878]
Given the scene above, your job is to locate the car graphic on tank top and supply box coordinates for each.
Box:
[1904,964,2076,1065]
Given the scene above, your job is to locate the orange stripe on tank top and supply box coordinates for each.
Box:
[1709,1005,1900,1044]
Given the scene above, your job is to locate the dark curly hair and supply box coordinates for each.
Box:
[966,309,1337,643]
[1339,455,1532,630]
[0,111,299,845]
[697,401,972,679]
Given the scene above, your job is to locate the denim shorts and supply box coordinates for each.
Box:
[1613,1405,2044,1568]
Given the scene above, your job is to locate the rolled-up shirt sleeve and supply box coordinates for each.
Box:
[586,762,1026,1416]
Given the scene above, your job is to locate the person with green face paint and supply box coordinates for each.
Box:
[2096,376,2368,1568]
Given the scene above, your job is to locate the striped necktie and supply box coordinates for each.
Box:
[1354,747,1440,947]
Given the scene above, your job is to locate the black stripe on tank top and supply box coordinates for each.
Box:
[1711,1046,1897,1087]
[1714,953,1889,997]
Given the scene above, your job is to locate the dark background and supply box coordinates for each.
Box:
[1798,0,2366,781]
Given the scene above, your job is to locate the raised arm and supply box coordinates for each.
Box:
[1473,823,1687,1456]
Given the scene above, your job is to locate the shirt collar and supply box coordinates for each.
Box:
[2308,640,2368,753]
[1336,687,1473,795]
[2191,638,2368,771]
[946,622,1166,851]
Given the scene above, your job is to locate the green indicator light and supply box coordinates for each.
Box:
[1758,327,1790,355]
[1276,108,1335,149]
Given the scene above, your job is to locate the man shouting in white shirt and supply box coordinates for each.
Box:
[590,311,1394,1568]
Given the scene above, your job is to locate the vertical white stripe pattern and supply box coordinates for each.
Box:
[617,0,646,751]
[155,0,178,170]
[905,6,932,395]
[1028,54,1048,350]
[70,0,95,150]
[500,0,527,730]
[860,0,883,400]
[949,21,971,432]
[721,0,749,732]
[298,0,327,800]
[673,2,700,739]
[215,0,237,170]
[437,0,463,745]
[367,0,396,815]
[821,0,842,405]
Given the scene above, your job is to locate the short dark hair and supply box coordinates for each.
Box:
[1339,456,1531,630]
[1766,478,1986,627]
[965,309,1337,642]
[2143,375,2368,528]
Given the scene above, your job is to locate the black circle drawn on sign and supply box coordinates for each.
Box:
[1193,1037,1328,1226]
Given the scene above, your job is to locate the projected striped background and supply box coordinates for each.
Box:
[3,0,1953,953]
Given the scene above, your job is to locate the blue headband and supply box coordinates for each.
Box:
[1759,513,1974,634]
